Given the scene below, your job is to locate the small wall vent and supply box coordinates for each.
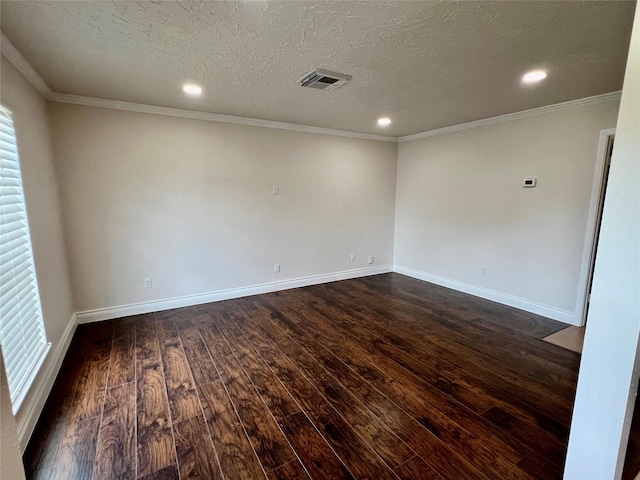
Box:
[299,69,351,91]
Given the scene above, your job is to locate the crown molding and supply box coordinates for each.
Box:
[48,92,398,143]
[2,29,395,143]
[398,91,623,143]
[1,28,621,144]
[1,31,52,98]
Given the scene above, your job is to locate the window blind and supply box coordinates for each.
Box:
[0,104,49,413]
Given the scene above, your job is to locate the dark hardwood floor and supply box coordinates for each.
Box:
[21,273,639,479]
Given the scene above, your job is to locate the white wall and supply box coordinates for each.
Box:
[394,98,620,323]
[564,5,640,478]
[49,103,397,314]
[0,55,76,448]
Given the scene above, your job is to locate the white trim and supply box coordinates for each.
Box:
[50,90,622,145]
[274,266,390,290]
[0,28,622,145]
[11,343,50,415]
[0,32,52,97]
[76,266,392,324]
[16,313,78,450]
[394,265,577,325]
[0,34,393,142]
[398,92,622,143]
[574,128,617,327]
[47,93,397,143]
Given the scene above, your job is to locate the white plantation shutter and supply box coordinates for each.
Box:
[0,105,49,412]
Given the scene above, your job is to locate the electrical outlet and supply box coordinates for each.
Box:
[350,253,356,262]
[144,277,153,289]
[272,185,279,195]
[368,256,374,265]
[274,264,280,273]
[481,266,488,276]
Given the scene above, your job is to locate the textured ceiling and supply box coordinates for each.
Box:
[0,1,636,137]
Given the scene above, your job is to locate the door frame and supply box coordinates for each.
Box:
[574,128,616,326]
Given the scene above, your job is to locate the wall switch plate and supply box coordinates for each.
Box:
[368,256,374,264]
[523,178,537,187]
[274,264,280,273]
[351,253,356,262]
[144,277,153,289]
[272,185,279,195]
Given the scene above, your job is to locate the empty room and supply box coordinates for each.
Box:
[0,1,639,479]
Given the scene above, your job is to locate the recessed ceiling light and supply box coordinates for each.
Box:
[378,117,392,127]
[522,70,547,84]
[182,83,203,96]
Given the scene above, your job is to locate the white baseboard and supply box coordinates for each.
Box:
[76,266,392,324]
[393,265,578,325]
[17,313,78,450]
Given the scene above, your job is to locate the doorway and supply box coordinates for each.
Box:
[579,132,615,326]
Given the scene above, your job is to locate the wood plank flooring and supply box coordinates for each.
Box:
[21,273,640,479]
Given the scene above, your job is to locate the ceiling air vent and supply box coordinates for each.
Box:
[299,69,351,91]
